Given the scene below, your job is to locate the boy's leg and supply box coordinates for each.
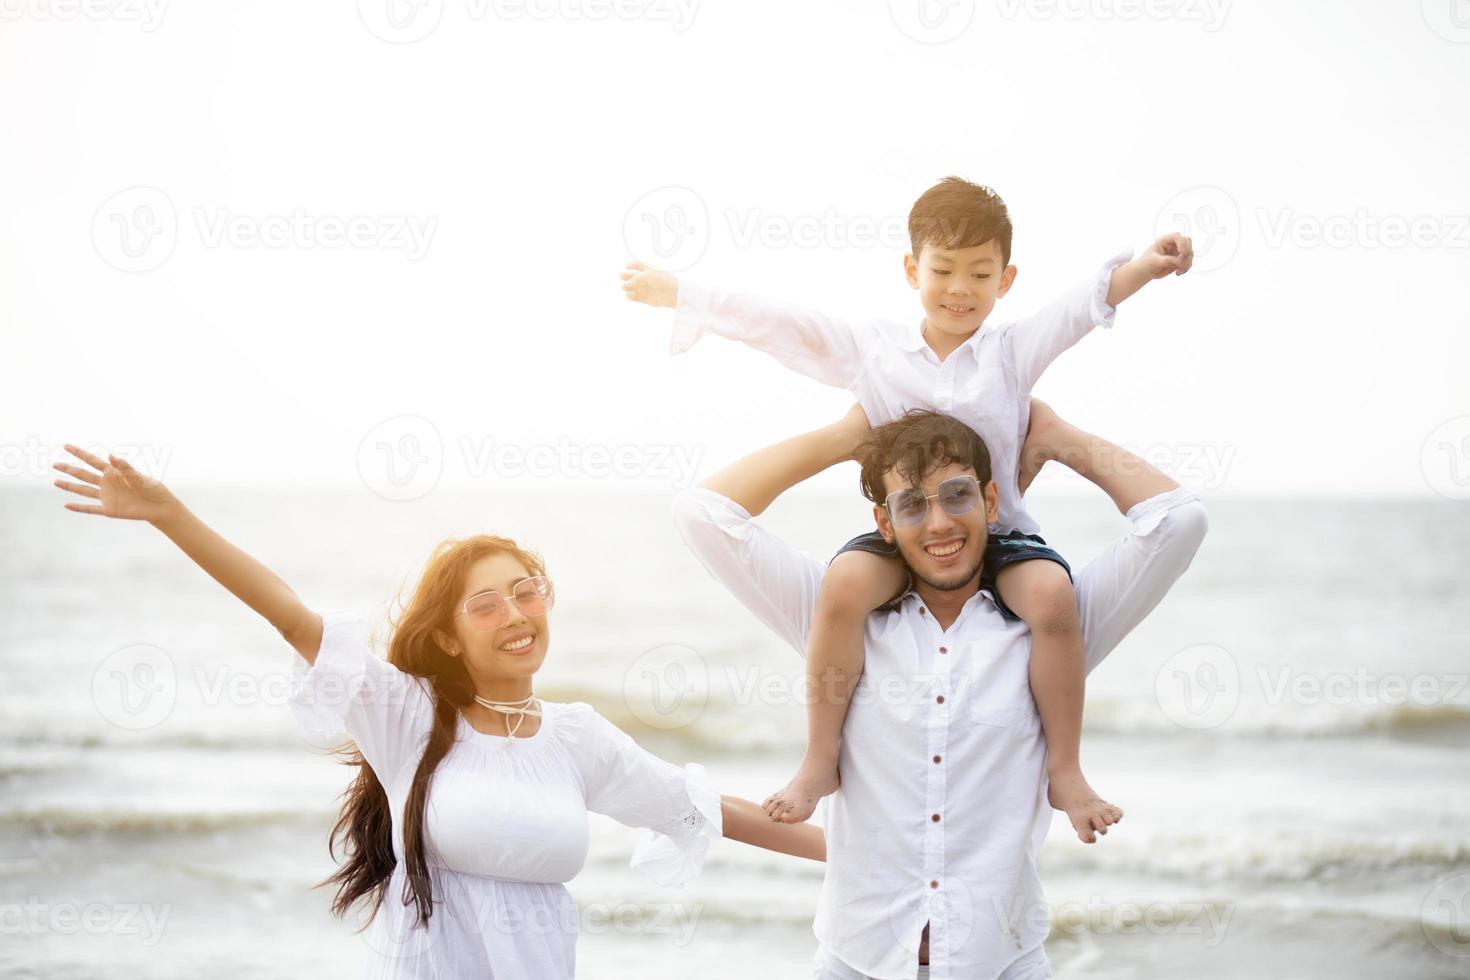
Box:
[995,559,1122,844]
[763,549,908,824]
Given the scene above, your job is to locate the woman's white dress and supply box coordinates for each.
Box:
[287,610,721,979]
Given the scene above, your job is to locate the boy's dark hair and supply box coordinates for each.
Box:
[857,410,993,505]
[908,176,1013,267]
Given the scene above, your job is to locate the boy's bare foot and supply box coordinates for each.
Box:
[762,758,840,824]
[1047,764,1122,843]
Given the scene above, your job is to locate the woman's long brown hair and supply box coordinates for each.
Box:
[320,534,546,927]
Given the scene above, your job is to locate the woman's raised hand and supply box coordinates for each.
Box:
[53,444,179,524]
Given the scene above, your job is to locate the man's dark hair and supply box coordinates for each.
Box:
[857,410,993,505]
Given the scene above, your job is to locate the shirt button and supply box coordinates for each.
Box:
[936,695,945,704]
[931,814,941,822]
[920,607,927,616]
[939,646,948,654]
[929,880,939,889]
[933,755,942,764]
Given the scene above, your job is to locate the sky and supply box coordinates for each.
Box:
[3,0,1469,501]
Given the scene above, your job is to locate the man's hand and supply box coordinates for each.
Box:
[620,260,679,308]
[833,403,873,462]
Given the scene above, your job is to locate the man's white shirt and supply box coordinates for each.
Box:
[670,250,1131,535]
[671,485,1207,980]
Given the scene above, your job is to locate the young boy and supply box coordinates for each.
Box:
[622,177,1192,843]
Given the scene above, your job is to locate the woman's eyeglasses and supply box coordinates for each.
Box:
[455,575,555,632]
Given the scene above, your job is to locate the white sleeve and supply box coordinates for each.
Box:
[563,704,722,888]
[1076,487,1211,674]
[287,609,435,783]
[670,486,827,658]
[671,280,881,391]
[999,250,1131,393]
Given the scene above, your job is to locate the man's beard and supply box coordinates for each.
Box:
[906,550,985,594]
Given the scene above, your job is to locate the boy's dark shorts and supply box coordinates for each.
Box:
[830,527,1072,621]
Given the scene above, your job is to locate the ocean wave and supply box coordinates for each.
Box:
[0,806,329,836]
[1043,832,1470,883]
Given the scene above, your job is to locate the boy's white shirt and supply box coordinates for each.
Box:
[670,250,1132,535]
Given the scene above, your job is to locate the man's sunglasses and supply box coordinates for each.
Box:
[883,476,983,529]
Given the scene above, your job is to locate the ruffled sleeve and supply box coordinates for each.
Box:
[558,703,722,888]
[287,609,434,784]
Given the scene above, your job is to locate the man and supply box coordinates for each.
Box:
[671,401,1208,979]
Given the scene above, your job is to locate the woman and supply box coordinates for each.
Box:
[51,443,824,979]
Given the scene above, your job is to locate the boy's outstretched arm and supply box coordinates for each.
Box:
[621,260,880,391]
[1006,233,1193,394]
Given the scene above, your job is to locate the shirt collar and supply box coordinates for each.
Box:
[903,318,988,362]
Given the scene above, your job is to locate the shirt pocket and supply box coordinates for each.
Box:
[968,704,1038,730]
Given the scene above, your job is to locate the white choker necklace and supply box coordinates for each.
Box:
[473,693,541,745]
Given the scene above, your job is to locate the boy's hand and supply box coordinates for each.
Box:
[621,260,679,308]
[1106,233,1194,306]
[1137,233,1194,279]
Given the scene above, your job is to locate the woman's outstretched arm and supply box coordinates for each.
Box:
[53,444,324,663]
[720,795,825,862]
